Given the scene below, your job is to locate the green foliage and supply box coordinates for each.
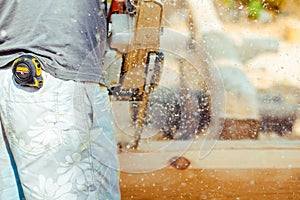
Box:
[248,0,263,19]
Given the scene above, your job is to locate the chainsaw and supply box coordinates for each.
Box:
[106,0,164,149]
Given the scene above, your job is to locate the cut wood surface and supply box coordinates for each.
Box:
[120,168,300,199]
[119,140,300,199]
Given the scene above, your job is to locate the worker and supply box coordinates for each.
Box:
[0,1,120,199]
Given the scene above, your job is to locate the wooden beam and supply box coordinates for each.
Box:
[119,140,300,199]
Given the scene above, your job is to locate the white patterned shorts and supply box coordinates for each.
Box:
[0,68,120,200]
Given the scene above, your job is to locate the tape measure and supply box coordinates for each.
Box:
[12,55,43,89]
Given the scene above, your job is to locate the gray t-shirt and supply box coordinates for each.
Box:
[0,0,107,84]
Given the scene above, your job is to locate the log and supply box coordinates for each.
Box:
[119,140,300,199]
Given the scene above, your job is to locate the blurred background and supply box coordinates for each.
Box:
[214,0,300,140]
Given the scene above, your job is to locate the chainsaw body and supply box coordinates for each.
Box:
[106,0,164,100]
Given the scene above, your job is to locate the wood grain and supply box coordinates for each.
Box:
[119,140,300,199]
